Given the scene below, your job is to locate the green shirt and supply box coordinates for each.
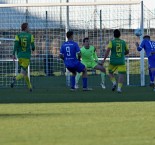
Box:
[13,32,35,59]
[108,38,128,65]
[80,45,98,62]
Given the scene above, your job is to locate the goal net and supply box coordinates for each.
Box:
[0,0,154,88]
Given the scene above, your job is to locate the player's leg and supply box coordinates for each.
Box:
[75,72,81,89]
[11,58,24,88]
[108,64,117,91]
[66,67,76,90]
[148,67,154,86]
[148,56,155,90]
[77,62,92,91]
[117,65,126,93]
[94,63,106,89]
[22,59,32,91]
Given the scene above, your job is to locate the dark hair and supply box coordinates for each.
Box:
[113,29,121,38]
[21,23,28,31]
[143,35,150,40]
[83,37,89,43]
[66,31,73,39]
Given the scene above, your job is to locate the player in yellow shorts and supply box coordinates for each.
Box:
[102,29,129,93]
[75,37,106,89]
[11,23,35,92]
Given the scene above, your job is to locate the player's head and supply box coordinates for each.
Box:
[143,35,150,40]
[21,23,29,31]
[113,29,121,38]
[83,37,89,48]
[66,31,73,39]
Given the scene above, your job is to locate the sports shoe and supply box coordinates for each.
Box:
[75,84,79,89]
[70,88,76,91]
[100,83,106,89]
[11,77,16,88]
[117,88,122,93]
[112,84,117,91]
[150,82,154,87]
[83,88,93,91]
[29,88,33,92]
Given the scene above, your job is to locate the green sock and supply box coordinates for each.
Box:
[24,75,32,89]
[110,77,116,85]
[75,73,81,84]
[101,72,105,84]
[16,73,24,81]
[118,83,123,89]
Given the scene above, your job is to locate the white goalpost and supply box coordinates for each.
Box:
[0,0,154,88]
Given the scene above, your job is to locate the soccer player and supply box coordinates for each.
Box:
[75,37,106,89]
[11,23,35,92]
[101,29,129,93]
[59,31,91,91]
[135,35,155,91]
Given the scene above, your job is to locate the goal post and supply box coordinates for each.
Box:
[0,0,154,88]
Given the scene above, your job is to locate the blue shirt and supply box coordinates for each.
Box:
[137,39,155,57]
[60,40,80,67]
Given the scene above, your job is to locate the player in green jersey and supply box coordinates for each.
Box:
[11,23,35,92]
[75,37,106,89]
[102,29,129,93]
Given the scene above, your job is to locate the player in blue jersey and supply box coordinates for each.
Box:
[60,31,91,91]
[136,35,155,91]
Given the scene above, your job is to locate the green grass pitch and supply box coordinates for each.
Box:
[0,76,155,145]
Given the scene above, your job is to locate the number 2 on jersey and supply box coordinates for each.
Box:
[116,43,122,57]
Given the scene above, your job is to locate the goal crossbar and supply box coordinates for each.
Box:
[0,1,140,8]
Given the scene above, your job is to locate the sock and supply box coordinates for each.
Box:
[24,75,32,89]
[82,77,87,88]
[101,72,105,84]
[75,73,81,84]
[149,69,154,82]
[118,83,123,90]
[70,76,75,89]
[110,77,116,85]
[16,73,24,81]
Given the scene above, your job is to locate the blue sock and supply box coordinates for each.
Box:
[149,69,154,82]
[70,76,75,89]
[152,70,155,82]
[82,77,87,88]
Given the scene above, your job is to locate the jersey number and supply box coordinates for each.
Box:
[66,46,71,56]
[116,43,122,57]
[21,37,27,51]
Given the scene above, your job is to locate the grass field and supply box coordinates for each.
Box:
[0,76,155,145]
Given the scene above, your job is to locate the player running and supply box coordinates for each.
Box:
[11,23,35,92]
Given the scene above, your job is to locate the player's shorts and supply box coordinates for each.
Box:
[67,61,85,74]
[81,60,97,69]
[148,55,155,68]
[108,64,126,74]
[18,58,30,71]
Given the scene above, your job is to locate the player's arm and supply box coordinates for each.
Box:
[31,35,35,51]
[93,47,98,62]
[75,43,81,61]
[135,40,145,51]
[125,43,129,55]
[12,35,19,60]
[101,41,111,64]
[59,45,64,60]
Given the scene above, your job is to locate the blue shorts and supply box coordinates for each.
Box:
[67,61,85,73]
[148,55,155,68]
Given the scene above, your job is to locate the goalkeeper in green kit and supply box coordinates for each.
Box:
[75,37,106,89]
[11,23,35,92]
